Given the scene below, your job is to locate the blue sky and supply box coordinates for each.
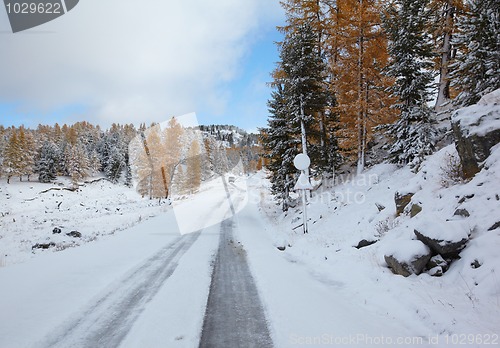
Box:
[0,0,285,132]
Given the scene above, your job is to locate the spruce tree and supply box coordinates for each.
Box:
[67,142,89,188]
[280,23,328,171]
[88,149,101,177]
[382,0,438,168]
[100,131,126,183]
[37,141,59,183]
[261,85,299,211]
[452,0,500,106]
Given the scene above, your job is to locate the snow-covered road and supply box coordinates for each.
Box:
[1,173,496,347]
[0,176,275,348]
[40,232,202,348]
[199,217,273,348]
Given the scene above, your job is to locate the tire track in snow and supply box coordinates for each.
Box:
[199,217,273,348]
[39,231,201,348]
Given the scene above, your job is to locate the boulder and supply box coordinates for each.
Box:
[410,203,422,218]
[453,208,470,218]
[488,221,500,231]
[384,240,432,277]
[375,203,386,212]
[394,192,414,216]
[52,227,62,234]
[414,219,469,257]
[427,266,443,277]
[470,259,482,269]
[427,254,449,272]
[32,242,56,250]
[451,90,500,179]
[355,239,377,249]
[66,231,82,238]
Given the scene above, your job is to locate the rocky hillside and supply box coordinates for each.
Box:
[259,89,500,336]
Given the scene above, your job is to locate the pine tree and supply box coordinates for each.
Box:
[37,141,59,183]
[105,146,125,183]
[382,0,438,168]
[261,84,300,211]
[124,152,133,187]
[279,1,339,179]
[67,141,89,188]
[262,21,337,208]
[100,130,126,183]
[88,149,101,177]
[452,0,500,106]
[280,22,329,175]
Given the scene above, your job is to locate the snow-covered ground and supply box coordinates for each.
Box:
[248,145,499,347]
[0,146,498,347]
[0,176,170,266]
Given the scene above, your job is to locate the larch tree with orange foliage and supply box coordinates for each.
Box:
[330,0,397,173]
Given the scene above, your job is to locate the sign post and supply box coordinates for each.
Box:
[293,154,312,234]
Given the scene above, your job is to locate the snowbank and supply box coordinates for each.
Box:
[452,89,500,137]
[257,133,500,340]
[0,177,168,266]
[414,217,470,244]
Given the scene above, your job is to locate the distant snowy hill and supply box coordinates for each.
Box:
[198,124,259,148]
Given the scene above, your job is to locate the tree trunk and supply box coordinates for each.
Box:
[357,0,366,175]
[300,97,311,198]
[435,1,454,109]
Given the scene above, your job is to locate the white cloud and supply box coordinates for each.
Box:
[0,0,283,126]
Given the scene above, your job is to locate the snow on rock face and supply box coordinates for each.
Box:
[453,104,500,138]
[394,191,414,216]
[478,88,500,105]
[414,215,470,257]
[384,239,432,277]
[451,88,500,178]
[415,218,470,244]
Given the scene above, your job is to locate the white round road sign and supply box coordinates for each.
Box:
[293,153,310,170]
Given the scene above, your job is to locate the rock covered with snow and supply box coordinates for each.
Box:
[414,218,469,257]
[384,240,432,277]
[426,255,449,277]
[394,191,414,216]
[451,89,500,178]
